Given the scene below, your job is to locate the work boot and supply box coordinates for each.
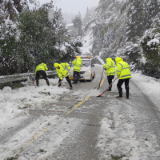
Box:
[116,95,123,98]
[116,88,122,98]
[46,79,50,86]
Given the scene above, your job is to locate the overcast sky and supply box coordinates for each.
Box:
[39,0,100,15]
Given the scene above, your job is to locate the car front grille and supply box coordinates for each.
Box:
[80,71,85,74]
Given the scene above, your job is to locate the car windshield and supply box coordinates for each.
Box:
[82,60,90,67]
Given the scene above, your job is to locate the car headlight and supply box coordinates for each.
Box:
[88,70,91,73]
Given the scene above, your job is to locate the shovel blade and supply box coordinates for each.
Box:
[97,91,105,97]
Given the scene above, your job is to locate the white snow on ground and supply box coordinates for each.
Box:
[96,70,160,160]
[131,72,160,110]
[17,117,84,160]
[0,78,70,126]
[97,101,160,160]
[1,70,160,159]
[0,77,87,159]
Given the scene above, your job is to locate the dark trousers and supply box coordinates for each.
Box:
[117,78,130,98]
[107,75,114,90]
[73,71,80,83]
[36,70,49,86]
[58,76,72,88]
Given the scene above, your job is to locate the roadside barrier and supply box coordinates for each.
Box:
[0,71,57,84]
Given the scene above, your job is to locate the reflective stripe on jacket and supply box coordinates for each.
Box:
[56,63,70,80]
[35,63,48,74]
[72,58,82,72]
[115,57,132,79]
[103,58,115,76]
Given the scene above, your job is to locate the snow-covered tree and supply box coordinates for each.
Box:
[83,0,160,77]
[72,14,83,36]
[83,7,92,26]
[0,1,82,75]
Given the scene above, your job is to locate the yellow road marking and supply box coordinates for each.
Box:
[15,127,48,156]
[65,73,105,116]
[14,70,105,157]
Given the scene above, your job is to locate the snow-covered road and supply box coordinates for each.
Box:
[0,66,160,160]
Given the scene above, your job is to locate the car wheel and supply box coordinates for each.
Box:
[89,74,93,81]
[93,72,95,79]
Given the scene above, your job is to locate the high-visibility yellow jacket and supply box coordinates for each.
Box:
[103,58,115,76]
[115,57,132,79]
[72,58,82,72]
[35,63,48,74]
[54,62,70,80]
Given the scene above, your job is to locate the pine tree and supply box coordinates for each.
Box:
[72,14,83,36]
[0,2,82,75]
[126,0,144,42]
[83,7,91,26]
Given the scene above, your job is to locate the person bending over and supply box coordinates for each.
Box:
[54,62,72,90]
[35,63,50,86]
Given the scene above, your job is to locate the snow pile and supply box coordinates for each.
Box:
[97,100,160,160]
[131,72,160,111]
[0,76,91,159]
[0,78,71,129]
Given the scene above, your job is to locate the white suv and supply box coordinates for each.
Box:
[69,56,95,81]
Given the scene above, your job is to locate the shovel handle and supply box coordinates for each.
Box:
[105,77,118,91]
[97,77,118,97]
[58,78,63,86]
[57,72,69,86]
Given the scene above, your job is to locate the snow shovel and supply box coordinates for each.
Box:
[97,67,104,90]
[57,78,63,87]
[97,77,118,97]
[57,72,70,87]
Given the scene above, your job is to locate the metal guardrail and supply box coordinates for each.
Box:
[0,70,57,84]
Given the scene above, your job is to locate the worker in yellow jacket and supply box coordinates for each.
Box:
[103,57,115,91]
[72,57,82,84]
[54,62,72,90]
[115,57,132,99]
[35,63,50,86]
